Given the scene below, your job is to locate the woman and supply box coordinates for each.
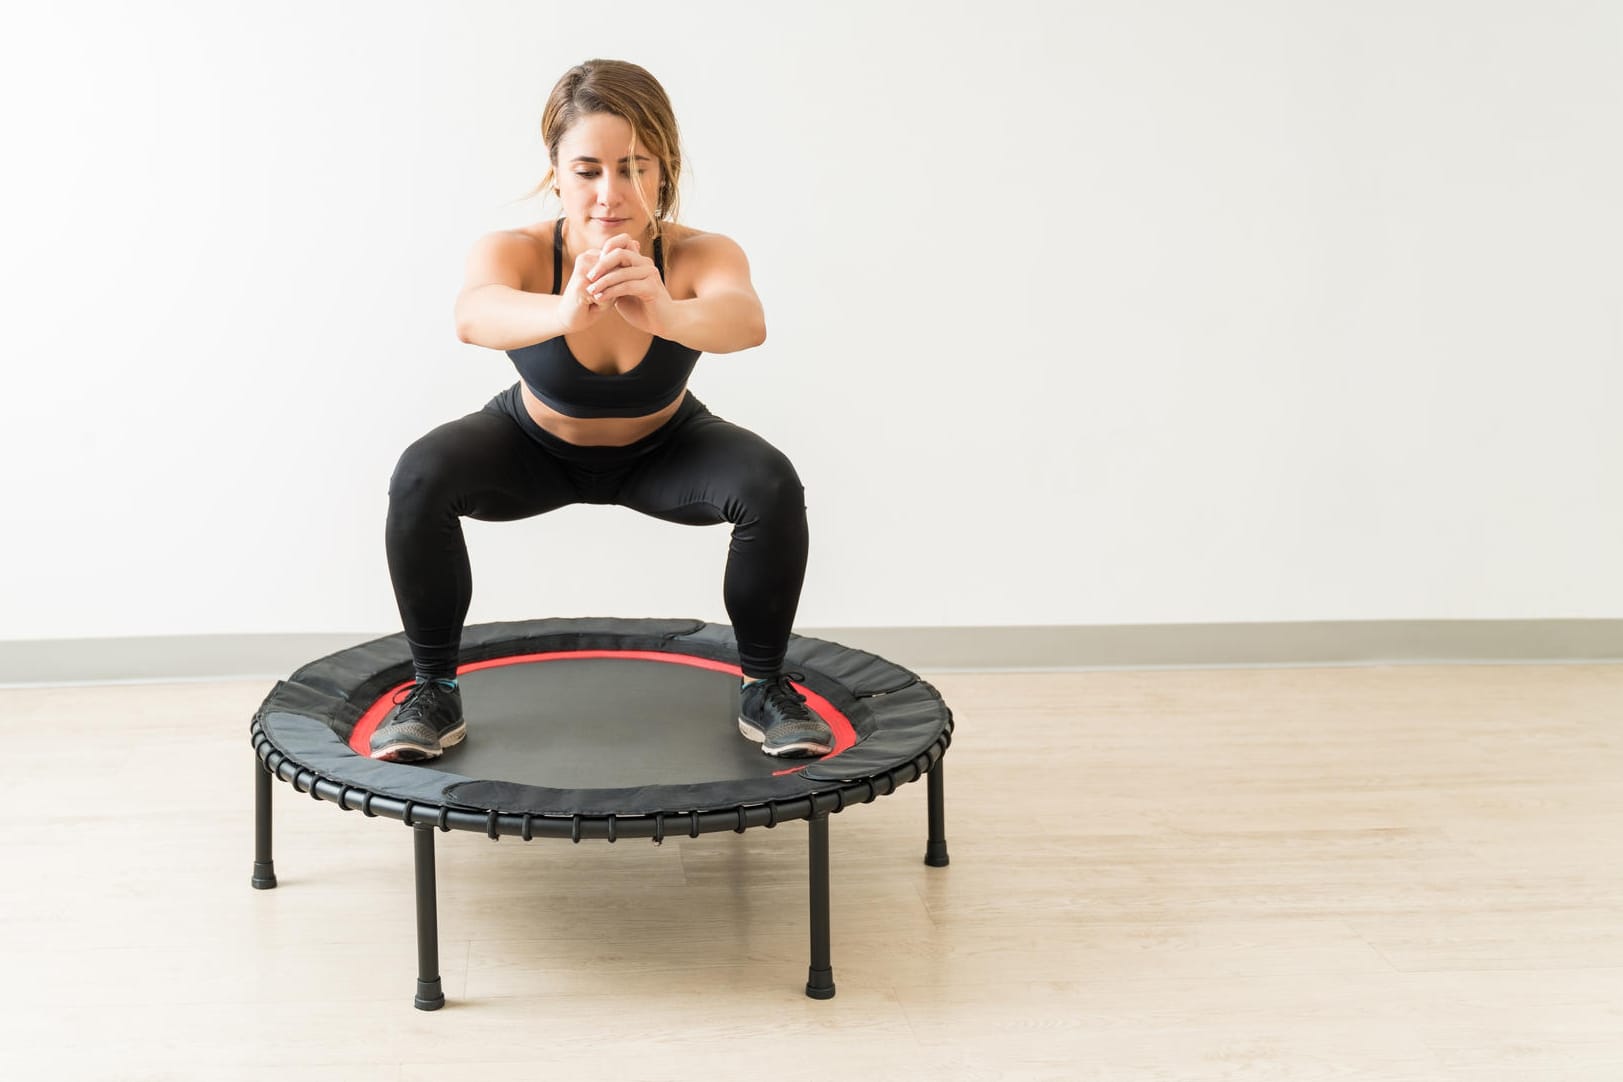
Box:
[372,59,828,763]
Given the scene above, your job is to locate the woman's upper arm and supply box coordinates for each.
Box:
[685,232,760,302]
[453,231,544,343]
[457,231,538,299]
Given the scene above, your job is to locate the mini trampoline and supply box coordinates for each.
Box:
[250,617,952,1009]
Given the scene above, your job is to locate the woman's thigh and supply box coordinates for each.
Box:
[615,410,804,527]
[389,408,580,522]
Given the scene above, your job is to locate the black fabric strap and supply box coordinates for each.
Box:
[551,217,564,295]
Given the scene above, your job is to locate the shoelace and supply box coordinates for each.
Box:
[761,672,811,718]
[391,680,449,720]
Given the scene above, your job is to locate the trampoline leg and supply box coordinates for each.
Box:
[925,757,950,867]
[413,825,446,1011]
[805,813,836,999]
[252,757,278,889]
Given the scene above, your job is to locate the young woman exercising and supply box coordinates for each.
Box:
[371,59,828,764]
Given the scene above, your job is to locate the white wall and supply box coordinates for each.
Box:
[2,0,1619,641]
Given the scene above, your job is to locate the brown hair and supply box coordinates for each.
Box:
[523,59,683,231]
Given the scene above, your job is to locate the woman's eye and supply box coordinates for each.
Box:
[574,171,598,179]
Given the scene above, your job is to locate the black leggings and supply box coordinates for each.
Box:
[385,386,809,679]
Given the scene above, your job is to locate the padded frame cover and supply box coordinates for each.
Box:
[252,618,952,820]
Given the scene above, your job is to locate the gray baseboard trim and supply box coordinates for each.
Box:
[818,619,1623,673]
[1,619,1619,686]
[0,633,385,687]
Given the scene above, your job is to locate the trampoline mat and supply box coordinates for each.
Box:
[382,657,817,789]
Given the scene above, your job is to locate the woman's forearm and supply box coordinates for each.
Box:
[458,283,767,355]
[661,292,767,354]
[455,285,570,350]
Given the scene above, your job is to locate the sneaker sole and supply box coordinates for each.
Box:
[765,739,833,758]
[738,716,831,758]
[372,720,467,763]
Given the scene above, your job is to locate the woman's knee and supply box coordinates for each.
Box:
[388,427,471,512]
[734,449,806,525]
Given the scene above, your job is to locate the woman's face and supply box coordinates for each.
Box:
[554,112,662,241]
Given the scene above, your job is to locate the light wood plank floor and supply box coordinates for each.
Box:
[3,664,1621,1081]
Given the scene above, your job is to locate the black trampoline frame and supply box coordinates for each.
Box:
[249,618,951,1009]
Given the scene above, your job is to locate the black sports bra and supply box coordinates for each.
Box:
[504,218,701,419]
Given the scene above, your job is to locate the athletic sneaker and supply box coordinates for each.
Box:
[370,680,466,763]
[738,673,833,758]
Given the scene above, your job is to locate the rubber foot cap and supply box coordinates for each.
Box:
[251,861,278,889]
[415,978,445,1011]
[805,968,836,1000]
[924,841,950,867]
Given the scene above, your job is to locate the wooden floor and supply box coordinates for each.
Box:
[4,664,1622,1080]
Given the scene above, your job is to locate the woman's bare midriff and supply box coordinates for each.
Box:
[520,382,685,446]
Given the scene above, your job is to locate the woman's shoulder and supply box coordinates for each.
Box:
[489,223,553,255]
[661,225,755,298]
[464,226,551,293]
[662,223,750,267]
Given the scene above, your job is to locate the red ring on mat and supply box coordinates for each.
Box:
[350,650,856,775]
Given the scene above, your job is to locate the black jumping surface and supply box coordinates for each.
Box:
[419,658,792,789]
